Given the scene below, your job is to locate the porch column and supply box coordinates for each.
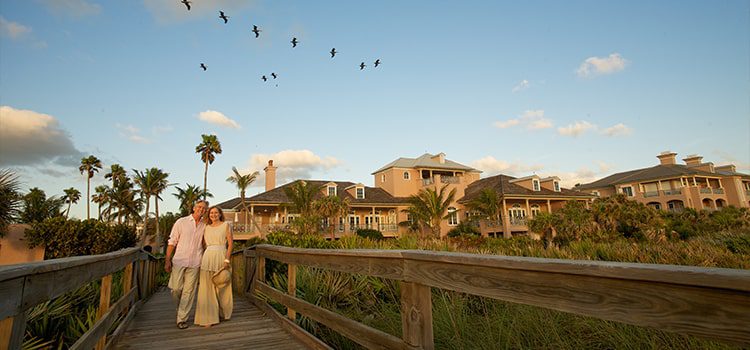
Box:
[372,207,376,230]
[502,199,511,239]
[525,199,530,218]
[693,177,697,186]
[250,205,254,232]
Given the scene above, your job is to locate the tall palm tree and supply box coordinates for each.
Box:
[133,168,158,247]
[19,187,64,223]
[107,176,137,224]
[79,155,102,220]
[105,164,127,220]
[315,194,350,239]
[63,187,81,218]
[173,184,212,216]
[404,185,457,237]
[195,134,222,200]
[282,180,323,234]
[466,188,500,225]
[151,169,172,253]
[226,166,259,232]
[0,169,21,236]
[91,185,110,221]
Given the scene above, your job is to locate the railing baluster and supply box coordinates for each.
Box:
[287,264,296,320]
[400,281,434,350]
[95,274,113,350]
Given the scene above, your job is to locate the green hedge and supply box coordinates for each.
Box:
[25,217,137,259]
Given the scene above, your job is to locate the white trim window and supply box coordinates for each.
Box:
[532,179,540,191]
[530,204,541,217]
[447,207,459,226]
[328,185,337,197]
[621,186,634,197]
[553,181,560,192]
[403,171,410,180]
[356,187,365,199]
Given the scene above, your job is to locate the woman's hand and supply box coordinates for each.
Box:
[223,258,230,269]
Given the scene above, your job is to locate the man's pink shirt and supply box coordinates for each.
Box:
[167,214,205,268]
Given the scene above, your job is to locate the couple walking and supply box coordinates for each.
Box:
[164,200,234,329]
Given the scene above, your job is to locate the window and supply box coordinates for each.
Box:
[553,181,560,192]
[592,191,600,197]
[532,179,540,191]
[328,185,336,196]
[349,215,360,228]
[403,171,410,180]
[621,186,634,197]
[508,204,526,223]
[447,207,458,226]
[356,187,365,199]
[381,174,386,183]
[647,202,661,210]
[530,204,541,217]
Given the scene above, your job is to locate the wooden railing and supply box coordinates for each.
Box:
[233,245,750,349]
[0,248,164,350]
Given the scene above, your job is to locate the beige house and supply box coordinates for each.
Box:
[576,152,750,211]
[218,153,593,238]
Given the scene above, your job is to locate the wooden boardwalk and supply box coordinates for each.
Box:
[113,289,310,350]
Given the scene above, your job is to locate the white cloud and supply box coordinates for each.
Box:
[576,53,628,77]
[602,123,633,136]
[493,119,520,129]
[197,110,241,129]
[248,150,341,186]
[528,118,553,130]
[0,16,31,39]
[39,0,102,17]
[116,123,151,144]
[558,121,595,137]
[470,156,544,177]
[494,109,553,130]
[0,106,83,166]
[512,79,530,93]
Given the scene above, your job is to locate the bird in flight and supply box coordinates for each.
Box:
[200,63,207,71]
[219,11,229,24]
[330,48,337,58]
[180,0,191,11]
[261,75,268,82]
[359,62,366,70]
[252,25,261,38]
[291,37,299,48]
[374,59,381,67]
[271,73,277,79]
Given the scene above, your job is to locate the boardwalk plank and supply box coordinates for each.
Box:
[112,290,310,350]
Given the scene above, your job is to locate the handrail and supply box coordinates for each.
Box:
[0,247,165,350]
[242,244,750,349]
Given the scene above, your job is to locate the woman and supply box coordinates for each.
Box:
[194,206,233,327]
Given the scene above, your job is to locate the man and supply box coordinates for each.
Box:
[165,200,207,329]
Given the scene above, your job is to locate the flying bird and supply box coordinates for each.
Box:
[271,73,277,79]
[252,25,261,38]
[180,0,191,11]
[359,62,366,70]
[219,11,229,24]
[200,63,207,71]
[329,48,337,58]
[291,37,299,48]
[261,75,268,82]
[374,59,381,67]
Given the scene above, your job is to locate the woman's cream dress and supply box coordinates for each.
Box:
[194,221,233,326]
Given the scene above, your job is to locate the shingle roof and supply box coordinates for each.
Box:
[458,174,593,203]
[372,153,480,174]
[226,180,409,207]
[216,197,244,210]
[716,170,750,180]
[576,164,721,190]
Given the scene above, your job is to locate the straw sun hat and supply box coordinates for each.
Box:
[212,267,231,288]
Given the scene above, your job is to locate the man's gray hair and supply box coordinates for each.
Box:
[194,200,209,207]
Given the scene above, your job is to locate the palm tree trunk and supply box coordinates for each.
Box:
[86,177,91,220]
[203,159,209,200]
[155,198,161,253]
[98,203,102,221]
[140,197,150,247]
[66,202,71,218]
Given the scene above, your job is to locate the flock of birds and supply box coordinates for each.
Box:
[180,0,383,85]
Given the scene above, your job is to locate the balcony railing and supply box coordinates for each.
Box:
[441,176,460,184]
[663,189,682,195]
[713,188,724,194]
[700,188,712,194]
[509,217,527,226]
[421,178,434,186]
[643,191,660,198]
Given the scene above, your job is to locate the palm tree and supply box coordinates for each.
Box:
[19,187,64,223]
[173,184,212,216]
[466,188,500,222]
[107,177,137,224]
[133,168,158,247]
[63,187,81,218]
[282,180,323,234]
[0,169,21,236]
[403,185,457,237]
[105,164,127,220]
[91,185,110,220]
[226,166,259,232]
[79,155,103,220]
[195,134,222,200]
[151,169,172,253]
[315,194,350,239]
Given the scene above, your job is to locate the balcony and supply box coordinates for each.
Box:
[712,188,724,194]
[643,191,660,198]
[663,189,682,196]
[441,176,460,184]
[700,188,712,194]
[421,178,434,186]
[509,217,527,226]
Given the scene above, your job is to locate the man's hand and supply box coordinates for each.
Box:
[165,259,172,273]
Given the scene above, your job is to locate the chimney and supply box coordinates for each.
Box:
[683,154,703,167]
[431,152,446,164]
[264,160,277,192]
[657,151,677,165]
[716,164,737,173]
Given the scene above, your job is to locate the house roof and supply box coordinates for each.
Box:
[219,180,410,210]
[576,164,722,190]
[458,173,593,203]
[372,153,480,174]
[716,170,750,180]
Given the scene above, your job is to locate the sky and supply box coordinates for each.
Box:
[1,0,749,220]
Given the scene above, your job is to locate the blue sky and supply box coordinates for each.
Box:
[1,0,749,219]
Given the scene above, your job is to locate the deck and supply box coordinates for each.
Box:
[112,290,309,350]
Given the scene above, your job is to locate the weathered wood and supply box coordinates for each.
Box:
[256,281,409,350]
[400,282,433,350]
[257,246,404,280]
[106,299,144,349]
[0,277,23,320]
[122,263,133,315]
[258,256,266,283]
[0,312,25,350]
[0,248,139,282]
[71,286,136,350]
[94,274,113,350]
[288,264,297,320]
[247,294,334,350]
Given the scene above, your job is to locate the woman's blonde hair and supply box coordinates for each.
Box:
[206,206,225,224]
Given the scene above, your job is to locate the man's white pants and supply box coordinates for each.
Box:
[168,265,200,324]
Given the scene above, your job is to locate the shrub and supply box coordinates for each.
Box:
[356,228,384,240]
[25,217,137,259]
[447,221,481,237]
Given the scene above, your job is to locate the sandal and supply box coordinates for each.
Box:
[177,322,188,329]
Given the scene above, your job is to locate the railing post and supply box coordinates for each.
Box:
[400,281,434,350]
[122,262,133,314]
[95,274,113,350]
[0,313,25,350]
[287,264,296,320]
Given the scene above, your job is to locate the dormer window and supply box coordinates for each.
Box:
[403,171,410,180]
[553,181,560,192]
[532,179,540,191]
[327,185,337,197]
[356,187,365,199]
